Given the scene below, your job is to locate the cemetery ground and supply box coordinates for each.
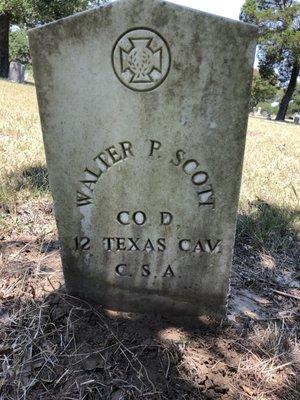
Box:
[0,78,299,400]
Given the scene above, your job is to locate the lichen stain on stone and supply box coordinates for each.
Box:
[191,33,203,65]
[29,40,55,112]
[124,0,145,24]
[58,7,113,46]
[151,5,169,27]
[191,102,208,121]
[165,87,176,101]
[31,6,114,60]
[140,92,161,117]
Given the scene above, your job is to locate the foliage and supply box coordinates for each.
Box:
[9,28,30,64]
[0,1,25,24]
[26,0,91,26]
[0,1,109,77]
[241,0,300,120]
[0,0,109,25]
[257,101,279,115]
[0,1,92,26]
[250,70,278,109]
[240,0,300,79]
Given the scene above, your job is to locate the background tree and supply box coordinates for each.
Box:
[250,70,278,109]
[9,28,30,65]
[0,1,108,78]
[240,0,300,121]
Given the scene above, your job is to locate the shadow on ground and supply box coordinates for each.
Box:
[7,165,49,193]
[236,198,299,254]
[0,283,298,400]
[230,200,299,323]
[0,192,298,399]
[0,233,298,400]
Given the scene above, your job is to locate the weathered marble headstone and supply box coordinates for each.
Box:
[8,61,25,83]
[29,0,257,317]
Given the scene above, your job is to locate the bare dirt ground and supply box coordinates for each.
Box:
[0,201,299,400]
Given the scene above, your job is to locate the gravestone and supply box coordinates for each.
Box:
[28,0,257,317]
[8,61,25,83]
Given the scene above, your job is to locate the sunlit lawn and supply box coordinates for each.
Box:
[0,78,299,253]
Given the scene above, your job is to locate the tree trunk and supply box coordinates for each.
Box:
[0,14,9,78]
[276,61,300,121]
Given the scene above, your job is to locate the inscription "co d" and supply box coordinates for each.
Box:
[117,211,173,226]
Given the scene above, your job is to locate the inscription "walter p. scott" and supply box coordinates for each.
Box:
[76,139,215,208]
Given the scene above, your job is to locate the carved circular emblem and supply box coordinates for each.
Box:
[112,28,171,92]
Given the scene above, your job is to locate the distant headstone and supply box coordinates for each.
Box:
[8,61,25,83]
[28,0,257,317]
[294,114,300,124]
[265,111,271,120]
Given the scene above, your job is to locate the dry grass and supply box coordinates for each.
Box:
[0,79,49,228]
[239,117,299,252]
[0,253,299,400]
[235,323,299,399]
[0,79,299,400]
[0,79,299,250]
[243,117,299,210]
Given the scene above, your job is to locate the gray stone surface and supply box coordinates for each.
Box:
[8,61,25,83]
[28,0,257,317]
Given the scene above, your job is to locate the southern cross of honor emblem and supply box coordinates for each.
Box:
[112,28,171,92]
